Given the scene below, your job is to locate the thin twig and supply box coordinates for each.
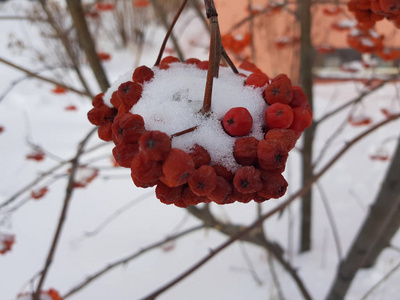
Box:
[316,182,343,260]
[139,113,400,300]
[360,261,400,300]
[239,242,263,286]
[267,252,285,300]
[33,128,97,299]
[62,225,204,299]
[153,0,188,66]
[0,57,91,97]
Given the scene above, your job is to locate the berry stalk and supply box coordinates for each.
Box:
[200,0,222,114]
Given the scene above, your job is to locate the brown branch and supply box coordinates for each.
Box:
[38,0,93,97]
[62,225,204,299]
[66,0,110,92]
[152,0,187,65]
[0,57,91,97]
[170,126,198,138]
[33,128,98,299]
[221,49,239,74]
[140,113,400,300]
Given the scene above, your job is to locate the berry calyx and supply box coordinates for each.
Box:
[222,107,253,136]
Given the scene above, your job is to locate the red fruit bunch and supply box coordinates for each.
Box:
[17,289,63,300]
[87,58,312,207]
[0,232,15,255]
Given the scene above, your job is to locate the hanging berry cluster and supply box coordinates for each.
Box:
[88,57,312,207]
[347,0,400,60]
[87,0,312,207]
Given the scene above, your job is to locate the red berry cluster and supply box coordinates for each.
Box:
[0,232,15,255]
[88,58,312,207]
[17,289,63,300]
[347,0,400,60]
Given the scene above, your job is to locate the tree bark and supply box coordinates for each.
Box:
[326,140,400,300]
[66,0,110,92]
[299,0,315,252]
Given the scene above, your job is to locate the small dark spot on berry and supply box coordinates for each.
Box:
[241,179,249,188]
[197,182,205,190]
[272,88,280,96]
[118,128,124,135]
[275,154,282,162]
[276,109,283,116]
[227,118,235,125]
[146,139,156,149]
[122,85,131,94]
[278,185,284,194]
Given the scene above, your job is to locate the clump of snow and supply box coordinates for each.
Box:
[338,19,356,29]
[104,63,267,171]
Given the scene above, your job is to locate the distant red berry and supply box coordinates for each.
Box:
[0,126,4,134]
[31,187,49,200]
[132,66,154,84]
[233,137,259,165]
[233,166,262,194]
[159,56,180,70]
[197,61,209,70]
[222,107,253,136]
[265,103,294,129]
[239,60,262,73]
[161,148,195,187]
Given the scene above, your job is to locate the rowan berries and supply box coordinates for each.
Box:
[265,103,294,129]
[245,73,269,88]
[161,148,195,187]
[233,137,259,165]
[132,65,154,84]
[111,113,145,144]
[222,107,253,136]
[289,107,313,133]
[207,176,232,204]
[117,81,143,109]
[155,181,184,205]
[264,74,293,105]
[131,152,163,188]
[159,56,180,70]
[139,131,171,161]
[258,171,288,199]
[233,166,262,194]
[188,165,217,196]
[185,58,201,65]
[188,144,211,168]
[212,164,235,181]
[264,128,299,152]
[258,139,289,172]
[112,142,140,168]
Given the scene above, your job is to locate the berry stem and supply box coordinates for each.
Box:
[200,0,222,114]
[153,0,188,66]
[170,126,198,138]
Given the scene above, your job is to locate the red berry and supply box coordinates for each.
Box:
[206,176,233,204]
[139,131,171,161]
[265,103,294,129]
[92,93,105,108]
[264,74,293,105]
[188,165,217,196]
[258,139,289,172]
[197,61,209,70]
[185,58,201,65]
[228,185,254,203]
[289,107,313,133]
[98,121,113,142]
[155,181,184,205]
[290,86,309,109]
[222,107,253,136]
[233,137,259,165]
[159,56,180,70]
[31,187,49,200]
[258,171,288,199]
[112,113,146,144]
[117,81,143,109]
[264,129,299,152]
[245,73,269,88]
[131,152,163,188]
[188,144,211,168]
[239,60,262,73]
[132,66,154,84]
[212,164,235,181]
[233,166,262,194]
[110,91,122,109]
[88,105,117,126]
[112,143,140,168]
[161,148,195,187]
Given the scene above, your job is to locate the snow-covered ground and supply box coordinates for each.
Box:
[1,1,400,300]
